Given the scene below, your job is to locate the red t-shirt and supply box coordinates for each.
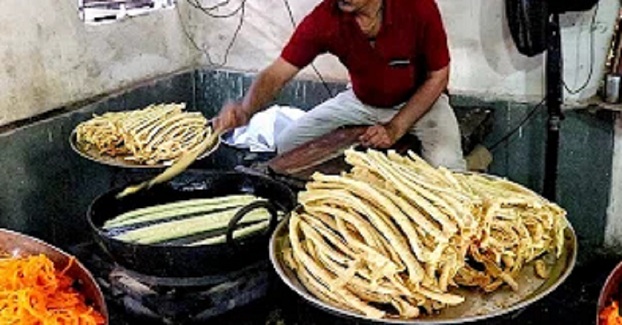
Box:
[281,0,450,108]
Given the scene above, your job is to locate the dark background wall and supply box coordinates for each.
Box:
[0,69,613,250]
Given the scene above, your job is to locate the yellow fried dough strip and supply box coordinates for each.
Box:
[375,186,447,243]
[310,174,439,263]
[390,296,421,319]
[358,150,458,235]
[295,254,357,312]
[418,286,464,306]
[304,203,386,258]
[306,181,406,252]
[300,189,424,283]
[299,213,356,258]
[289,214,387,318]
[299,220,352,265]
[332,216,403,279]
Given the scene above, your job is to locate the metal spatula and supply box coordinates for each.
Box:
[116,126,223,199]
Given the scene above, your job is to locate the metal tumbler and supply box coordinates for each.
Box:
[605,74,622,104]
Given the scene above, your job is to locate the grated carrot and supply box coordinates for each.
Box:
[0,254,105,325]
[601,300,622,325]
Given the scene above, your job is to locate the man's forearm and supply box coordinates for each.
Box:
[242,71,286,117]
[241,58,300,118]
[389,67,449,135]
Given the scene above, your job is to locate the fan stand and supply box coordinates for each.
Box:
[543,12,563,201]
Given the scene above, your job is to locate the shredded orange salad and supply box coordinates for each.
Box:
[0,254,105,325]
[601,300,622,325]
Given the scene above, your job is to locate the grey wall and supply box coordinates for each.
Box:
[2,0,617,128]
[194,70,347,118]
[0,1,198,127]
[188,0,619,102]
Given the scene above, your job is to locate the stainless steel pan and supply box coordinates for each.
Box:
[269,211,577,324]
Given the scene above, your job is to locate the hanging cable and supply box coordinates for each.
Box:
[186,0,244,18]
[180,0,332,97]
[179,0,246,67]
[488,98,547,151]
[562,3,599,95]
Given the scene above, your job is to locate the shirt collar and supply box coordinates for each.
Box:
[329,0,392,25]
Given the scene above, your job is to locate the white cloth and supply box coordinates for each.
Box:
[223,105,306,152]
[275,89,467,171]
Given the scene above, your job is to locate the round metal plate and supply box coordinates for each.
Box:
[270,216,577,324]
[69,129,220,169]
[0,228,109,324]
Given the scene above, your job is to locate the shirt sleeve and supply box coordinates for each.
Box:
[280,8,328,69]
[421,0,450,71]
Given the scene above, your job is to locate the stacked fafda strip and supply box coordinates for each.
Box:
[75,103,210,165]
[285,148,568,319]
[451,172,567,292]
[120,104,209,164]
[287,150,471,318]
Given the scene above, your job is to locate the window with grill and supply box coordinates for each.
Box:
[79,0,176,24]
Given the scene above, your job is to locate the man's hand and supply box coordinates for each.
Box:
[360,66,450,148]
[212,58,300,132]
[212,102,250,132]
[359,123,403,149]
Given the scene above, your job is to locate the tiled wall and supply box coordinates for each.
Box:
[0,69,614,249]
[194,70,348,118]
[477,101,614,245]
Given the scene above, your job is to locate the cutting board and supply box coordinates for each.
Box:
[267,126,420,181]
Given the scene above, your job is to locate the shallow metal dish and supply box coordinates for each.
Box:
[69,128,220,169]
[270,216,577,324]
[0,228,108,324]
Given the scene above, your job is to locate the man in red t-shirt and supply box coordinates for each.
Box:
[214,0,465,170]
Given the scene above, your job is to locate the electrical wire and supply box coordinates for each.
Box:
[281,0,334,98]
[562,3,599,95]
[179,0,246,67]
[194,0,231,11]
[180,0,333,98]
[488,98,546,151]
[187,0,244,18]
[176,4,214,64]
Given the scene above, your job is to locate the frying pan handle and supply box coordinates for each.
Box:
[226,200,278,249]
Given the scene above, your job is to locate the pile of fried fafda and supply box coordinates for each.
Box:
[284,149,568,319]
[75,103,211,165]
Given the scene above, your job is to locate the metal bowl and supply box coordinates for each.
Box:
[270,218,577,324]
[0,228,108,324]
[597,261,622,324]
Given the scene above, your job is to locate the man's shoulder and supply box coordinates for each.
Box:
[300,0,340,31]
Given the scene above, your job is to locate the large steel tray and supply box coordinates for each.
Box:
[270,215,577,324]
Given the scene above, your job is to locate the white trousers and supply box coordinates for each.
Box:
[275,89,466,171]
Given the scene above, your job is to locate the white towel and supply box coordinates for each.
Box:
[222,105,306,152]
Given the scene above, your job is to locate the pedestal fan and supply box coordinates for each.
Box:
[506,0,599,200]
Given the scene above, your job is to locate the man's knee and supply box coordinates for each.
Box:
[275,126,297,154]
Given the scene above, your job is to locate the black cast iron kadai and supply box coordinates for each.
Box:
[87,170,296,278]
